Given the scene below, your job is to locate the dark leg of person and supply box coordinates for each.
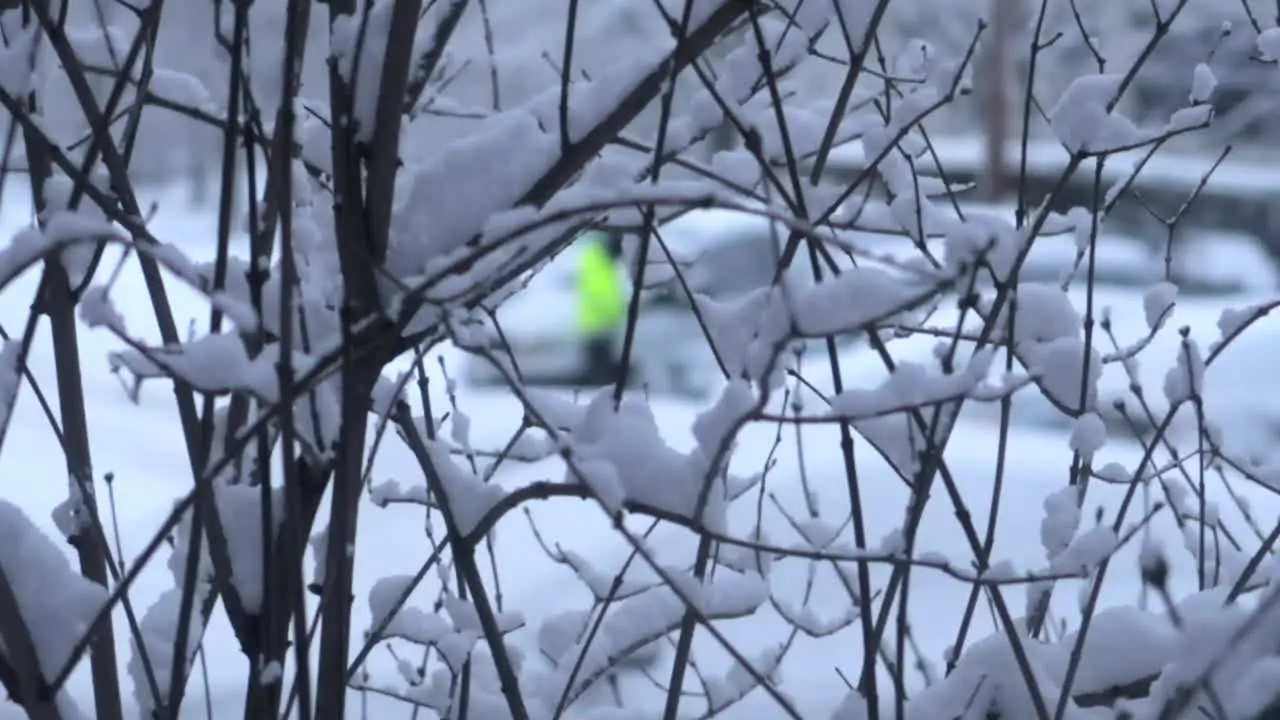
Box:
[583,335,617,385]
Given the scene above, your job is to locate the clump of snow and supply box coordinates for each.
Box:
[367,578,524,667]
[106,335,343,459]
[1049,525,1118,575]
[1007,282,1080,344]
[1027,337,1101,410]
[996,282,1103,411]
[791,266,939,337]
[1049,73,1143,153]
[1140,587,1280,718]
[877,527,907,557]
[258,660,283,686]
[396,437,507,537]
[308,525,329,588]
[1259,27,1280,61]
[330,3,394,143]
[389,108,558,267]
[0,501,106,681]
[0,339,20,433]
[1069,412,1106,459]
[214,483,284,613]
[828,351,995,420]
[130,493,216,712]
[702,644,786,715]
[149,68,215,112]
[904,632,1061,719]
[546,568,768,706]
[370,373,407,419]
[79,286,125,330]
[0,209,118,296]
[1214,300,1273,350]
[831,690,871,720]
[697,287,791,385]
[42,172,114,288]
[1142,281,1178,331]
[691,379,757,470]
[1053,606,1177,696]
[565,389,729,530]
[1189,63,1217,104]
[1040,486,1082,560]
[0,25,37,96]
[1163,334,1205,405]
[1164,104,1213,135]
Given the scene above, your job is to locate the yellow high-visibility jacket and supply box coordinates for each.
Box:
[576,234,626,336]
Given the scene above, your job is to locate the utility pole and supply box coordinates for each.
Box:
[981,0,1012,200]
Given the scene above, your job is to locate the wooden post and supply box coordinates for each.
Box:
[982,0,1011,200]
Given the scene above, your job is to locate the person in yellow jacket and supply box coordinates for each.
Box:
[576,229,627,385]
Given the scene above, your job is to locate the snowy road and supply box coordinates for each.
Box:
[0,186,1273,718]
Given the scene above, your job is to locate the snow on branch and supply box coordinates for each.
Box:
[0,501,105,715]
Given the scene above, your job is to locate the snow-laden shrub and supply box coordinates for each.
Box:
[0,1,1278,719]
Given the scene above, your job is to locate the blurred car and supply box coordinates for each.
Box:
[849,198,1280,293]
[1171,229,1280,295]
[1013,284,1280,459]
[825,280,1280,460]
[849,200,1165,288]
[462,209,790,397]
[1061,230,1280,454]
[806,215,1280,457]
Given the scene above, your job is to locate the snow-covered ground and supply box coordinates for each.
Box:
[0,185,1275,717]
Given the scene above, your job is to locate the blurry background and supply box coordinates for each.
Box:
[36,1,1280,214]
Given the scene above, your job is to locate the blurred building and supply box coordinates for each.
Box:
[880,0,1278,150]
[14,0,1280,196]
